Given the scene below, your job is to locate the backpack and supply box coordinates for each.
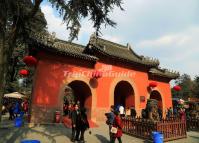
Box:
[106,119,110,125]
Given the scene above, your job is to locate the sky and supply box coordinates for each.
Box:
[41,0,199,79]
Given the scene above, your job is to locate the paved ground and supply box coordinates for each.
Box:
[0,114,199,143]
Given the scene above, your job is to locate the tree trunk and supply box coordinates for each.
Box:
[0,34,15,122]
[0,35,6,122]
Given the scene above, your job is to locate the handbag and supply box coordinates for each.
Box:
[110,126,118,134]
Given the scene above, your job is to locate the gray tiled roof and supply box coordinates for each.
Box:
[149,68,179,79]
[28,32,179,79]
[87,34,160,67]
[28,32,98,62]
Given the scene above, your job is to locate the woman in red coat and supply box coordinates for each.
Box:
[179,108,186,122]
[111,111,123,143]
[22,100,28,114]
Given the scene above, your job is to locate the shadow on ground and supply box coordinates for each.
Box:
[0,124,72,143]
[95,134,109,143]
[189,135,199,140]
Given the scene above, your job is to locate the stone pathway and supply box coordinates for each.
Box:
[0,123,145,143]
[0,114,198,143]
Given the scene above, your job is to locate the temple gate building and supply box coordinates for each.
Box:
[28,33,179,123]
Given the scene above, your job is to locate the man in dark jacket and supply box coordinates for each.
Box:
[79,107,90,142]
[131,107,137,118]
[71,104,81,142]
[105,105,115,141]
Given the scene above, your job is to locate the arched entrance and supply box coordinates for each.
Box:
[68,80,92,118]
[150,90,163,109]
[114,81,135,108]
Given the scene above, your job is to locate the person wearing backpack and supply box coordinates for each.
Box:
[111,110,123,143]
[105,105,115,141]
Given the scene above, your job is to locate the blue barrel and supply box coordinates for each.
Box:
[152,131,163,143]
[15,117,23,127]
[21,140,40,143]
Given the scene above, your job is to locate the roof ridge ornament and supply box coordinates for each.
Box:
[103,45,106,51]
[127,43,131,50]
[89,32,97,45]
[29,31,56,46]
[48,32,56,45]
[149,67,180,79]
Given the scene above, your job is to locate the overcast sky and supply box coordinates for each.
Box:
[41,0,199,79]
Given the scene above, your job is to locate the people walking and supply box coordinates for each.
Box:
[125,107,131,117]
[166,107,172,119]
[79,107,90,143]
[119,105,125,117]
[110,111,123,143]
[158,108,162,120]
[68,103,73,118]
[105,105,115,141]
[179,108,186,122]
[173,107,178,117]
[63,103,68,116]
[71,104,81,142]
[8,103,14,120]
[22,100,28,114]
[13,101,20,118]
[130,107,136,118]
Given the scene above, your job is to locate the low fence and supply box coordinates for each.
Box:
[156,118,187,141]
[122,117,187,142]
[187,117,199,131]
[122,117,156,139]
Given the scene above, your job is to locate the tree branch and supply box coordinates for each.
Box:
[29,0,43,18]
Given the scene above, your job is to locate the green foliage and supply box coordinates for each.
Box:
[1,0,124,93]
[1,0,124,41]
[48,0,124,40]
[0,0,47,39]
[192,75,199,98]
[0,0,47,93]
[0,0,124,121]
[5,42,34,93]
[172,74,199,100]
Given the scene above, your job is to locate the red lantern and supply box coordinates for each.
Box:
[149,81,158,87]
[173,85,181,91]
[23,56,37,66]
[19,69,29,76]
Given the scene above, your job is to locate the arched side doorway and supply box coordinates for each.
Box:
[68,80,92,118]
[114,81,135,108]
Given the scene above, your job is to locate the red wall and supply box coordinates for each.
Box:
[31,51,173,122]
[32,52,94,107]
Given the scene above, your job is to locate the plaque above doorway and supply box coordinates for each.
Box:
[140,96,145,102]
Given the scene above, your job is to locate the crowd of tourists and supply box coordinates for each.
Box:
[166,107,186,121]
[2,98,28,120]
[63,101,133,143]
